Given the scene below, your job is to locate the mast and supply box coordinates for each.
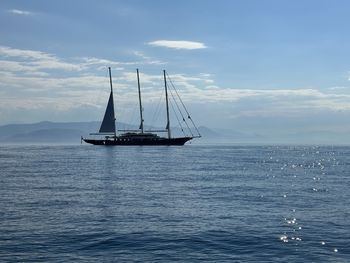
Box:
[109,67,116,137]
[163,70,171,139]
[98,67,116,136]
[136,69,144,133]
[109,67,113,93]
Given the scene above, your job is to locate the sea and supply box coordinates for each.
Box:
[0,144,349,262]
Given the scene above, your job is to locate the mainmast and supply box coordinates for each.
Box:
[163,70,171,139]
[136,69,144,133]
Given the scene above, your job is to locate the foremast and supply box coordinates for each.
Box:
[108,67,116,138]
[163,70,171,139]
[97,67,116,137]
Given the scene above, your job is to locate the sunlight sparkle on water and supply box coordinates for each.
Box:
[280,235,288,243]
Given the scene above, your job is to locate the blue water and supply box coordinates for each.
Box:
[0,145,349,262]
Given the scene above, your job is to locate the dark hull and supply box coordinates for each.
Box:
[83,137,192,146]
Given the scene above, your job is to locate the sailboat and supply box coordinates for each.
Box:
[82,67,201,146]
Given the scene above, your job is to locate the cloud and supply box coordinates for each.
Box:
[81,57,126,68]
[327,86,349,92]
[0,46,83,71]
[7,9,33,16]
[0,46,167,75]
[1,45,350,127]
[148,40,207,50]
[182,86,350,107]
[133,51,165,65]
[0,46,52,60]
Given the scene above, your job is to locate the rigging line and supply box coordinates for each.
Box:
[168,84,192,134]
[167,73,201,137]
[149,86,164,128]
[169,97,186,136]
[168,83,186,120]
[166,73,201,137]
[127,101,138,130]
[168,85,193,137]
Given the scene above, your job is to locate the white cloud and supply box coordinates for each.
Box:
[327,86,349,92]
[133,51,165,65]
[1,45,350,126]
[120,71,161,85]
[0,60,36,72]
[0,46,83,71]
[148,40,207,50]
[165,73,215,90]
[0,46,51,60]
[1,52,349,114]
[31,59,84,71]
[8,9,33,16]
[0,46,169,78]
[133,51,150,60]
[81,57,126,68]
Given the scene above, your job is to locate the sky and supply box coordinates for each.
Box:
[1,0,350,138]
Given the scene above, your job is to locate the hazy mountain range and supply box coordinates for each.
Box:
[0,121,262,144]
[0,121,348,145]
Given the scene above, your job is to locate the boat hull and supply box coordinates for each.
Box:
[83,137,192,146]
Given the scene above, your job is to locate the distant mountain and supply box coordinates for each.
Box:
[197,126,221,138]
[196,126,265,144]
[0,121,222,144]
[216,128,264,140]
[1,121,347,144]
[0,121,99,140]
[6,128,84,143]
[0,122,92,144]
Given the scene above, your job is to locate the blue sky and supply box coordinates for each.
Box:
[1,0,350,137]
